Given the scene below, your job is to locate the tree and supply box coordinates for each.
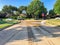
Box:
[18,6,27,14]
[14,11,20,16]
[2,5,18,17]
[27,0,47,19]
[0,11,7,20]
[49,9,56,17]
[54,0,60,14]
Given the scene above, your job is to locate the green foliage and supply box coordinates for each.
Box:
[18,6,27,14]
[34,10,40,16]
[20,16,26,19]
[54,0,60,14]
[10,16,17,19]
[27,0,47,18]
[2,5,18,18]
[0,19,19,29]
[14,11,20,16]
[0,20,6,24]
[49,9,56,17]
[1,1,47,19]
[2,5,17,13]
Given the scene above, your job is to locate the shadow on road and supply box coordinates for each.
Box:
[0,22,60,45]
[39,25,60,37]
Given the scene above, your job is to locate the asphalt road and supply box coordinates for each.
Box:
[0,20,60,45]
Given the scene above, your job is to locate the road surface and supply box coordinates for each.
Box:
[0,20,60,45]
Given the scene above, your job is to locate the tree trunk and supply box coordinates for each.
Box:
[31,14,34,18]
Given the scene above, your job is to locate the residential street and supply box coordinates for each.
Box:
[0,20,60,45]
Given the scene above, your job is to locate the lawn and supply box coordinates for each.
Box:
[0,19,19,29]
[46,19,60,26]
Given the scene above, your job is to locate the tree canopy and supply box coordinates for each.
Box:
[0,0,47,19]
[27,0,47,18]
[18,6,27,14]
[49,9,56,17]
[2,5,17,13]
[54,0,60,14]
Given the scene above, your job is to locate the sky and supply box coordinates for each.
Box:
[0,0,56,11]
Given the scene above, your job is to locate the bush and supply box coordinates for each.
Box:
[10,16,18,19]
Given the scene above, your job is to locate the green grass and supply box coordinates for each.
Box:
[46,19,60,26]
[0,24,12,28]
[0,19,19,29]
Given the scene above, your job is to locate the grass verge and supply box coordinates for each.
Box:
[46,19,60,26]
[0,20,19,29]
